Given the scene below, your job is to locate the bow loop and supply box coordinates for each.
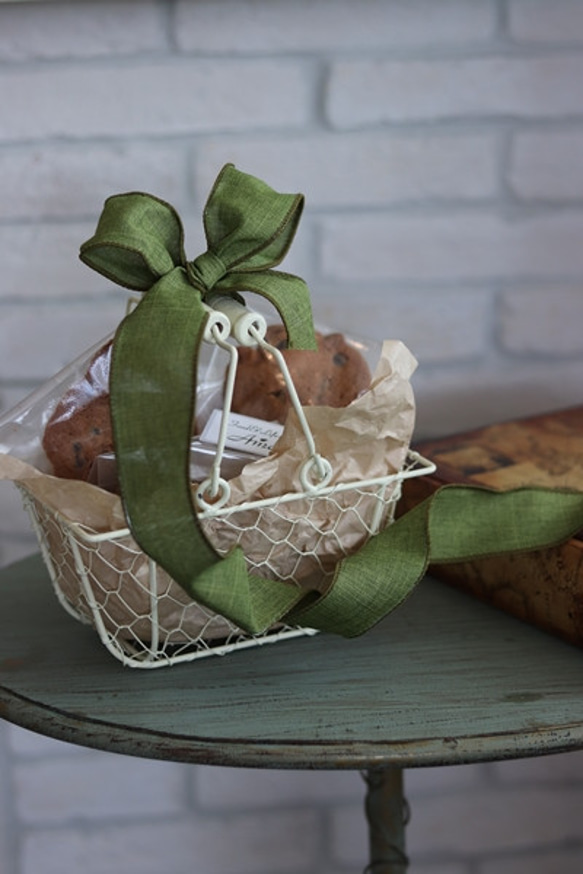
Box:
[80,164,316,351]
[188,250,228,292]
[80,191,186,291]
[204,163,304,272]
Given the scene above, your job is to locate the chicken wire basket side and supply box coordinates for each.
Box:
[17,450,434,669]
[18,485,317,668]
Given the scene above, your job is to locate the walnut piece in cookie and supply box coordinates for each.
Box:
[42,341,113,480]
[231,324,371,424]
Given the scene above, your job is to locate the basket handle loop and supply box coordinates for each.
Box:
[205,292,333,492]
[248,324,332,489]
[200,294,333,504]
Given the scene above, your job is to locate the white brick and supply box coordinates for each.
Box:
[499,288,583,356]
[320,213,583,282]
[479,847,583,874]
[0,144,190,220]
[314,288,492,363]
[509,0,583,44]
[22,810,320,874]
[327,56,583,127]
[193,766,361,811]
[0,302,122,380]
[174,0,495,53]
[407,786,583,855]
[0,222,113,300]
[15,755,186,824]
[490,750,583,785]
[510,131,583,200]
[195,132,499,207]
[0,60,310,143]
[413,359,583,439]
[0,1,166,61]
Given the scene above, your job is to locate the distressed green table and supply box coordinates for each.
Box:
[1,555,583,872]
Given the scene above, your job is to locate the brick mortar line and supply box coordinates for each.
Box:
[2,41,583,72]
[3,116,583,152]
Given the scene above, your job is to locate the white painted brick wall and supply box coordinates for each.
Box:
[499,288,583,355]
[326,56,583,127]
[413,357,583,437]
[0,61,311,142]
[1,1,583,873]
[173,0,497,53]
[0,302,122,380]
[320,212,583,282]
[509,131,583,200]
[0,143,191,220]
[0,1,167,61]
[508,0,583,43]
[193,131,500,206]
[0,223,109,299]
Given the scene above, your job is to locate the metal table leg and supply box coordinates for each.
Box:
[363,766,410,873]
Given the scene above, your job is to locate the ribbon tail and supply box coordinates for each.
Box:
[111,267,314,628]
[184,547,306,635]
[287,484,583,638]
[111,268,221,585]
[217,270,317,350]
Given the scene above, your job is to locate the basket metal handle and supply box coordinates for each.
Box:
[195,294,332,512]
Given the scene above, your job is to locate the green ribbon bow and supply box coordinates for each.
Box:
[80,164,583,639]
[80,164,323,633]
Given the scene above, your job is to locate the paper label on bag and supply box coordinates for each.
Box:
[200,409,284,457]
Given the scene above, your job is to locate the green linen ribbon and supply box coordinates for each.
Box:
[291,483,583,636]
[80,164,583,639]
[80,164,320,633]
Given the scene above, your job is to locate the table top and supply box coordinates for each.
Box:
[1,554,582,771]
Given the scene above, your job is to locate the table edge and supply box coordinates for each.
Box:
[2,684,583,770]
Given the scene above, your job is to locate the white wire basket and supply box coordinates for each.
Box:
[19,450,433,669]
[15,295,436,668]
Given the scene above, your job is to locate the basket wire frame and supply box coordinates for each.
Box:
[18,296,436,668]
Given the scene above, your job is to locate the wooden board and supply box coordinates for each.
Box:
[401,406,583,649]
